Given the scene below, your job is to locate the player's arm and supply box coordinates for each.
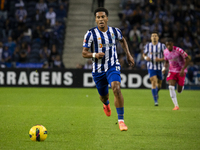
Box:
[155,57,165,62]
[180,55,191,76]
[82,47,105,59]
[142,53,151,61]
[162,60,169,74]
[119,37,135,66]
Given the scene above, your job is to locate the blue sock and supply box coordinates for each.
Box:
[151,88,158,103]
[103,100,109,105]
[156,87,160,99]
[116,107,124,120]
[156,87,160,94]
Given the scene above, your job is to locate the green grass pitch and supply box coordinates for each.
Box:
[0,88,200,150]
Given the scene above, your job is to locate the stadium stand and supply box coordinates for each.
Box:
[118,0,200,72]
[0,0,68,68]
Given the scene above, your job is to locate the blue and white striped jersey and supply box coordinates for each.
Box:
[144,42,166,70]
[83,26,122,73]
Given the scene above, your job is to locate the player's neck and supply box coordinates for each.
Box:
[152,41,158,45]
[98,26,108,32]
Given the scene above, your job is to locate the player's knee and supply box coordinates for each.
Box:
[100,95,108,102]
[112,84,121,97]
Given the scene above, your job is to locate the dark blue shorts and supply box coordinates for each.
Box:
[148,69,163,80]
[92,65,121,96]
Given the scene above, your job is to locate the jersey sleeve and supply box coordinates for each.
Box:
[177,48,188,59]
[164,51,168,60]
[162,43,166,50]
[116,28,123,40]
[143,44,148,54]
[83,31,93,48]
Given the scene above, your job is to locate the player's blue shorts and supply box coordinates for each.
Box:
[148,69,163,80]
[92,65,121,96]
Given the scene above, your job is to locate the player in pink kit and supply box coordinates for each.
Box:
[162,38,190,110]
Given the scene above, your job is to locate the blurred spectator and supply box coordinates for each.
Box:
[15,5,27,26]
[120,4,133,21]
[76,63,83,69]
[32,25,43,40]
[0,0,7,19]
[46,7,56,26]
[2,18,14,39]
[42,61,50,68]
[194,49,200,65]
[84,59,92,69]
[161,25,172,39]
[15,0,24,7]
[23,25,32,43]
[187,61,199,84]
[56,4,67,20]
[36,0,48,14]
[53,55,64,68]
[12,26,23,42]
[6,37,16,54]
[2,44,12,63]
[162,11,174,25]
[129,25,141,42]
[13,46,20,62]
[39,45,51,62]
[49,44,59,64]
[42,20,53,47]
[0,42,3,62]
[18,42,29,62]
[183,35,193,49]
[33,9,44,24]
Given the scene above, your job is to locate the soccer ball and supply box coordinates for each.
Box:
[29,125,47,141]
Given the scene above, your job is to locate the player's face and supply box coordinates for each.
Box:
[151,33,159,43]
[95,12,108,29]
[166,42,174,51]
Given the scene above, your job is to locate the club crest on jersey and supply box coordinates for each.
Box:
[111,33,115,40]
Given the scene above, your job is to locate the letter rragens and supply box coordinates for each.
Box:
[30,72,39,85]
[41,72,50,85]
[7,72,16,85]
[18,71,28,85]
[64,72,73,85]
[0,72,4,85]
[52,72,61,85]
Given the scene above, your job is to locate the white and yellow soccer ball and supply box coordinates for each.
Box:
[29,125,47,141]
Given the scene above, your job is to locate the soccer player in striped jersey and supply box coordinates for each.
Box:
[82,7,135,131]
[162,38,190,110]
[143,31,166,106]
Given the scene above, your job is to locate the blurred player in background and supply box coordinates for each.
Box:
[143,31,166,106]
[82,7,135,131]
[162,38,190,110]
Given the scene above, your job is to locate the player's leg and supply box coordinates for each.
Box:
[111,80,127,131]
[150,75,159,106]
[157,70,163,100]
[107,66,127,131]
[167,72,179,110]
[177,73,186,93]
[93,73,111,116]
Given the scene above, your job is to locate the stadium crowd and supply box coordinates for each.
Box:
[0,0,68,68]
[117,0,200,74]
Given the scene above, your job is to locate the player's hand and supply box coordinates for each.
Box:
[145,57,151,61]
[162,69,165,75]
[180,69,184,77]
[155,57,161,62]
[95,52,105,59]
[127,55,135,67]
